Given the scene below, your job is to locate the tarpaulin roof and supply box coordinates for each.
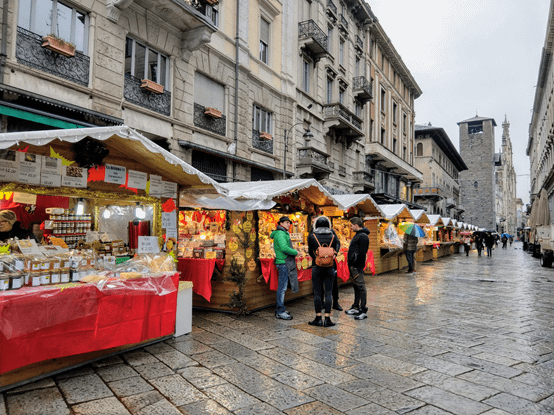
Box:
[378,204,414,221]
[0,125,225,193]
[179,192,275,211]
[426,215,444,226]
[220,179,339,207]
[409,209,430,224]
[331,194,381,215]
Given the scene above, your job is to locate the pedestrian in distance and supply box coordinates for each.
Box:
[501,235,508,249]
[509,236,513,247]
[403,231,418,273]
[474,234,483,256]
[463,235,471,256]
[345,217,370,320]
[270,216,299,320]
[307,216,340,327]
[484,232,494,257]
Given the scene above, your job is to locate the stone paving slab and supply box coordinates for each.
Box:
[252,384,314,411]
[71,397,131,415]
[6,387,70,415]
[107,376,154,398]
[147,374,206,406]
[96,363,139,383]
[57,373,113,404]
[203,383,261,411]
[483,392,554,415]
[405,385,492,415]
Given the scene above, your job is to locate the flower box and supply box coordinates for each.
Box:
[205,0,219,4]
[259,132,272,140]
[41,35,75,58]
[140,79,164,94]
[204,107,222,118]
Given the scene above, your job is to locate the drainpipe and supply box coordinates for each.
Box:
[0,0,9,85]
[232,0,240,182]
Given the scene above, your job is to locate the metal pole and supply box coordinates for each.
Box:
[283,128,287,179]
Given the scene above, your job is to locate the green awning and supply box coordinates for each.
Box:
[0,104,85,129]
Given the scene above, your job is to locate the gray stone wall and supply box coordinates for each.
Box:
[459,119,496,229]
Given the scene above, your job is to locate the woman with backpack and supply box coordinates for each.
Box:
[307,216,340,327]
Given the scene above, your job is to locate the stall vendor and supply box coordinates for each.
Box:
[0,210,36,242]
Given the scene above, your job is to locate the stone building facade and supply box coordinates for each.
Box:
[0,0,422,198]
[458,115,497,230]
[528,0,554,220]
[495,117,517,234]
[413,124,467,218]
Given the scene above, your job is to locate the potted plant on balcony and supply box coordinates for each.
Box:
[206,0,219,4]
[140,79,164,94]
[259,132,272,140]
[41,34,76,58]
[204,107,222,118]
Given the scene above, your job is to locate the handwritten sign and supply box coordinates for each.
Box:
[85,231,99,243]
[13,192,37,205]
[162,181,178,199]
[148,175,163,197]
[62,165,87,188]
[105,164,127,185]
[138,236,160,254]
[161,212,177,229]
[17,239,43,256]
[127,170,147,190]
[40,156,62,187]
[166,228,177,239]
[0,150,18,182]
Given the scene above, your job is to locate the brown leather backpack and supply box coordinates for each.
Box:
[314,234,336,267]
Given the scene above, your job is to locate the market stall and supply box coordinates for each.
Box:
[441,217,460,255]
[0,126,222,389]
[180,179,342,312]
[410,209,434,262]
[331,194,380,277]
[373,204,415,274]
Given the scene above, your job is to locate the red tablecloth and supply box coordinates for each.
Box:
[0,273,179,374]
[260,251,375,290]
[177,258,224,302]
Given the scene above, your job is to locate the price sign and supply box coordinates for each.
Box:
[138,236,160,254]
[105,164,127,185]
[17,239,43,256]
[162,212,177,229]
[127,170,147,190]
[61,165,87,188]
[166,228,178,239]
[18,152,41,185]
[40,156,62,187]
[0,150,18,182]
[148,175,163,197]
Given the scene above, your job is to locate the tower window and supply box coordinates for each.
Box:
[468,121,483,134]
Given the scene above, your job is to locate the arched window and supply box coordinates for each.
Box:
[416,143,423,157]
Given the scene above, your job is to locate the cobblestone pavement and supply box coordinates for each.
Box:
[3,242,554,414]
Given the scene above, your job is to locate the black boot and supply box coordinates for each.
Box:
[324,317,335,327]
[308,316,323,326]
[332,302,343,311]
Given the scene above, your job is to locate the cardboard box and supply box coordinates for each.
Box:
[192,248,204,259]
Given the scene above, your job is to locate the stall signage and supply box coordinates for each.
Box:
[166,228,177,239]
[13,192,37,205]
[148,175,163,197]
[40,155,62,187]
[138,236,160,253]
[162,181,178,199]
[61,165,87,188]
[17,152,41,185]
[17,239,43,256]
[0,150,19,182]
[161,212,177,229]
[127,170,148,190]
[85,231,99,243]
[105,164,127,185]
[321,206,344,217]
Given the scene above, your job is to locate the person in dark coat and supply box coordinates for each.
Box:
[403,232,418,273]
[307,216,340,327]
[345,217,370,320]
[0,210,36,242]
[484,232,495,257]
[501,235,508,249]
[474,234,483,256]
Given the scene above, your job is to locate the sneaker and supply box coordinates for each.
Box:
[275,312,293,320]
[406,269,413,273]
[345,308,360,315]
[332,303,343,311]
[354,313,368,320]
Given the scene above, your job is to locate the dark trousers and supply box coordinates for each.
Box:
[349,266,367,312]
[405,250,416,271]
[464,243,470,256]
[312,266,334,314]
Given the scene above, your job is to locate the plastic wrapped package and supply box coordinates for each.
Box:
[382,223,403,249]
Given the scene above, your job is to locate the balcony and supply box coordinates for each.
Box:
[327,0,338,23]
[323,103,364,142]
[414,187,445,200]
[298,20,329,57]
[445,197,456,209]
[16,27,90,87]
[339,165,346,176]
[252,129,273,154]
[194,103,226,136]
[355,35,363,56]
[339,14,348,36]
[124,75,171,116]
[353,76,372,103]
[297,146,332,178]
[353,170,374,192]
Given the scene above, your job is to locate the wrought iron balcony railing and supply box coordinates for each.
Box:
[124,74,171,116]
[297,146,332,174]
[327,0,337,17]
[356,35,363,52]
[252,129,273,154]
[16,27,90,87]
[298,20,328,55]
[323,103,364,135]
[339,14,348,35]
[353,76,373,103]
[193,103,226,136]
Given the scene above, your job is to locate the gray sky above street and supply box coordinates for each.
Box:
[368,0,551,205]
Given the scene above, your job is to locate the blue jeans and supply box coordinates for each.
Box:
[405,250,416,271]
[276,264,288,314]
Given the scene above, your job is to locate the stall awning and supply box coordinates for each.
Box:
[0,126,226,194]
[220,179,340,207]
[427,215,444,227]
[0,103,89,129]
[409,209,430,224]
[179,192,275,211]
[442,217,452,227]
[378,204,414,221]
[332,194,381,216]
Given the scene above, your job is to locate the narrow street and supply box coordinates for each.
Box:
[3,242,554,415]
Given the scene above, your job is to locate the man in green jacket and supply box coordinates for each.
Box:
[270,216,298,320]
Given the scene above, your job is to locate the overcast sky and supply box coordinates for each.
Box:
[367,0,551,205]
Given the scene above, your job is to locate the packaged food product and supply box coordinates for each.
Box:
[10,274,24,289]
[40,273,50,285]
[0,275,9,291]
[30,272,41,287]
[60,269,70,283]
[50,272,61,284]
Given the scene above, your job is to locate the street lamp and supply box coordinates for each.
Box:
[283,123,314,179]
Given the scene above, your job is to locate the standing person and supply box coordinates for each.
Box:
[463,235,471,256]
[345,217,370,320]
[403,231,418,273]
[270,217,299,320]
[474,234,483,256]
[484,232,494,257]
[501,235,508,249]
[509,236,513,247]
[307,216,340,327]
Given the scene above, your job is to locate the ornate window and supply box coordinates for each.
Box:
[125,38,168,87]
[253,104,273,134]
